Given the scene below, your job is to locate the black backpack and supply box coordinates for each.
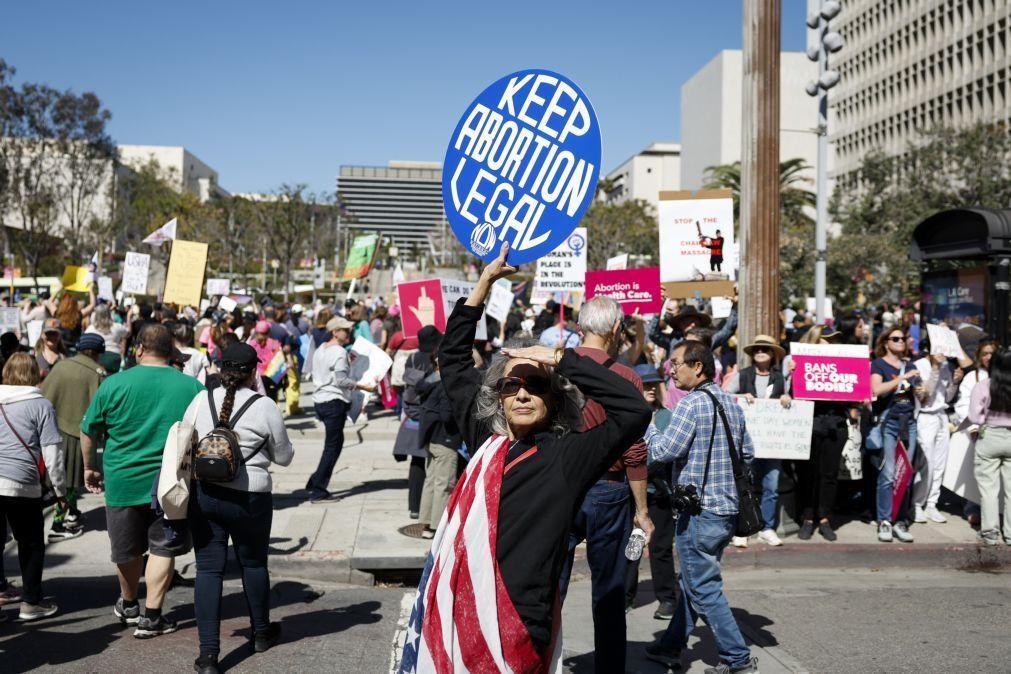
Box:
[193,391,265,482]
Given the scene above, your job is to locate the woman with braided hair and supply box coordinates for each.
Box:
[182,342,294,674]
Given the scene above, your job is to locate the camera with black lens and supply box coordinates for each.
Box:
[670,483,702,515]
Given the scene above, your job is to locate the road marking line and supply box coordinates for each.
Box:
[388,590,415,674]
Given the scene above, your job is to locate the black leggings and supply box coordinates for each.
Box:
[794,414,847,521]
[0,496,44,603]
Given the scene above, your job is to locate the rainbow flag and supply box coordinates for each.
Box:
[264,350,288,384]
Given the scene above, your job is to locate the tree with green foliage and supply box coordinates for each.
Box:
[829,121,1011,307]
[582,196,659,270]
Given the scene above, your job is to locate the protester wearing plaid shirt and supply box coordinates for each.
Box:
[644,381,754,516]
[644,341,759,674]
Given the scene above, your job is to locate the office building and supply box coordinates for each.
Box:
[831,0,1011,183]
[679,50,819,190]
[600,142,681,215]
[118,144,227,201]
[337,161,446,251]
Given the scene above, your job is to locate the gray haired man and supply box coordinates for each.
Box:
[557,295,652,674]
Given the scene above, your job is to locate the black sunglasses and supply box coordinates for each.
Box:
[495,375,552,397]
[752,346,772,353]
[888,336,905,342]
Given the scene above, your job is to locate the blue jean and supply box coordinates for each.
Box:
[559,480,632,674]
[658,510,751,668]
[874,407,917,524]
[753,458,780,530]
[308,398,349,493]
[190,482,273,657]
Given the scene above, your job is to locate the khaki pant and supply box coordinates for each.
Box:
[973,426,1011,540]
[285,365,300,416]
[419,442,458,528]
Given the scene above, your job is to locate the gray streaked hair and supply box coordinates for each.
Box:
[474,339,585,438]
[91,303,113,333]
[579,296,624,338]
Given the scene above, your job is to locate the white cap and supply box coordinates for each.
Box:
[291,303,304,314]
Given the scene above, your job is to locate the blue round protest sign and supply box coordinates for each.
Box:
[442,69,601,266]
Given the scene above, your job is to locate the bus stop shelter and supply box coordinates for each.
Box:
[910,207,1011,347]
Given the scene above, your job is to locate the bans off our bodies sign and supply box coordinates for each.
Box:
[790,342,871,402]
[443,70,601,265]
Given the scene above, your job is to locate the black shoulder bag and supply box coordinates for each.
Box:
[697,387,763,537]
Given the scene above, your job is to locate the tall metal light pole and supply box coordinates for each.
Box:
[739,0,781,360]
[805,0,844,324]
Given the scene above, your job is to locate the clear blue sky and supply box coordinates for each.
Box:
[2,1,807,195]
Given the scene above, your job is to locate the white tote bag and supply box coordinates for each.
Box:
[157,421,196,520]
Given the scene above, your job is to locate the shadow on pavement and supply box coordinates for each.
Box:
[329,478,407,500]
[563,608,779,673]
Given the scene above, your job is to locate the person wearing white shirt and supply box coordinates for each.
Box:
[912,350,957,524]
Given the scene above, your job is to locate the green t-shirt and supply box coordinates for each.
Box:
[80,365,204,507]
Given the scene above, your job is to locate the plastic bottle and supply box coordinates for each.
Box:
[625,527,646,561]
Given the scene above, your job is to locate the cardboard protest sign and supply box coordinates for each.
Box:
[206,278,231,296]
[606,253,628,271]
[485,279,514,323]
[440,278,487,340]
[26,320,43,348]
[397,279,446,339]
[163,240,208,307]
[218,296,237,313]
[790,342,871,402]
[0,307,19,336]
[657,190,736,283]
[97,276,114,301]
[585,267,662,315]
[736,398,814,460]
[443,69,601,265]
[343,233,380,280]
[711,296,733,319]
[534,227,586,294]
[925,322,967,359]
[122,252,151,295]
[61,266,91,293]
[943,431,980,503]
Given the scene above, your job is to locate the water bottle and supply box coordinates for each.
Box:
[625,527,646,561]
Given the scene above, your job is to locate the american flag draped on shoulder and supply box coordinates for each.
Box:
[398,434,562,674]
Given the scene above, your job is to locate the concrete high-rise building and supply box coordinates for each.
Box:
[600,142,681,215]
[831,0,1011,183]
[679,50,819,190]
[336,161,446,251]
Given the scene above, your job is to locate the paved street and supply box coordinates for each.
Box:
[3,400,1010,672]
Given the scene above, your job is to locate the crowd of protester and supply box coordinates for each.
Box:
[0,269,1006,674]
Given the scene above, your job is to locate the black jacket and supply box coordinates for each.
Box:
[738,365,786,398]
[439,299,651,651]
[416,371,461,450]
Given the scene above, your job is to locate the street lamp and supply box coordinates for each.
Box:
[805,0,844,324]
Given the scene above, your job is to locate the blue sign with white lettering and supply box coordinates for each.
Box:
[442,69,601,265]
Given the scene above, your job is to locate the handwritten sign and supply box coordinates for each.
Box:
[736,397,814,460]
[163,240,208,307]
[925,322,966,359]
[206,278,231,296]
[97,276,114,301]
[657,192,736,282]
[485,279,514,323]
[443,69,601,265]
[534,227,586,294]
[790,342,871,402]
[122,252,151,295]
[0,308,20,336]
[439,278,488,340]
[585,267,662,315]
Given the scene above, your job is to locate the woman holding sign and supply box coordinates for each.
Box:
[870,327,923,543]
[399,243,650,673]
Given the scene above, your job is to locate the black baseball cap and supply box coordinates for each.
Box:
[221,342,259,371]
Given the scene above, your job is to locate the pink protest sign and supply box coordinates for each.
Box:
[396,279,446,339]
[585,267,662,315]
[790,342,871,402]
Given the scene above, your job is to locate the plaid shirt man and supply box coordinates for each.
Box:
[644,381,754,515]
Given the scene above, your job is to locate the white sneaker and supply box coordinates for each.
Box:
[924,506,947,524]
[730,536,749,548]
[913,506,928,524]
[757,529,783,546]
